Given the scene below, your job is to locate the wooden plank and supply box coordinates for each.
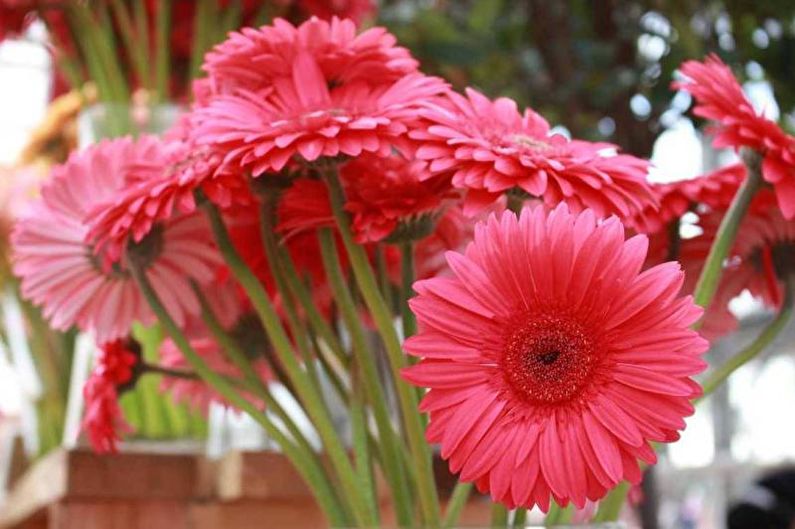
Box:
[49,500,188,529]
[189,500,326,529]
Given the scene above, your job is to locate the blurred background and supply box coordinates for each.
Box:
[2,1,795,528]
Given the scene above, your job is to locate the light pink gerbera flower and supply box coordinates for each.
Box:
[12,137,222,342]
[675,55,795,218]
[411,88,656,217]
[194,50,447,175]
[402,205,708,510]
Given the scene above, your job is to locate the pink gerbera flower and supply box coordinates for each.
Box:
[675,55,795,218]
[87,121,254,263]
[12,137,222,342]
[203,17,417,94]
[402,205,707,510]
[411,88,656,217]
[194,50,446,175]
[82,339,139,453]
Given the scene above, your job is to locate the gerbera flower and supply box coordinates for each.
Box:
[82,339,140,453]
[719,189,795,309]
[411,88,655,217]
[278,153,455,243]
[675,55,795,218]
[87,121,254,263]
[402,205,707,510]
[12,137,222,342]
[630,164,746,234]
[203,16,417,94]
[194,49,447,175]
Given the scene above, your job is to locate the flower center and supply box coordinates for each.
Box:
[509,134,551,151]
[501,313,599,405]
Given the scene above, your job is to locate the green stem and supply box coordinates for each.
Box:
[153,0,172,100]
[544,502,573,526]
[350,366,381,525]
[200,197,374,527]
[258,199,325,401]
[400,241,417,339]
[323,167,441,528]
[693,148,763,312]
[593,482,630,522]
[490,503,509,528]
[512,508,527,528]
[699,276,794,400]
[318,229,415,527]
[128,258,348,526]
[443,482,473,529]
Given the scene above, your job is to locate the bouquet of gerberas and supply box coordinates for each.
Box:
[10,13,795,527]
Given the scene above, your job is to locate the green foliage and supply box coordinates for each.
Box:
[379,0,795,155]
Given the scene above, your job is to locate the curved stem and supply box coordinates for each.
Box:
[442,482,473,529]
[128,258,348,526]
[200,197,373,527]
[512,508,527,528]
[693,148,763,313]
[323,167,441,528]
[699,276,795,400]
[593,482,630,522]
[400,241,417,339]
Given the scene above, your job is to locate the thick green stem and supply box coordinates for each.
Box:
[443,482,473,529]
[318,228,415,527]
[323,168,441,527]
[400,241,417,339]
[200,198,373,527]
[128,259,348,526]
[490,503,509,528]
[699,276,794,400]
[693,148,763,312]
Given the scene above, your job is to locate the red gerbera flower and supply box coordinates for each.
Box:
[630,164,746,234]
[203,16,417,94]
[411,88,655,217]
[675,55,795,218]
[278,153,456,243]
[82,340,139,453]
[297,0,375,24]
[721,189,795,309]
[402,205,707,510]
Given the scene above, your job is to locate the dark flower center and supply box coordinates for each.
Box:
[501,313,599,405]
